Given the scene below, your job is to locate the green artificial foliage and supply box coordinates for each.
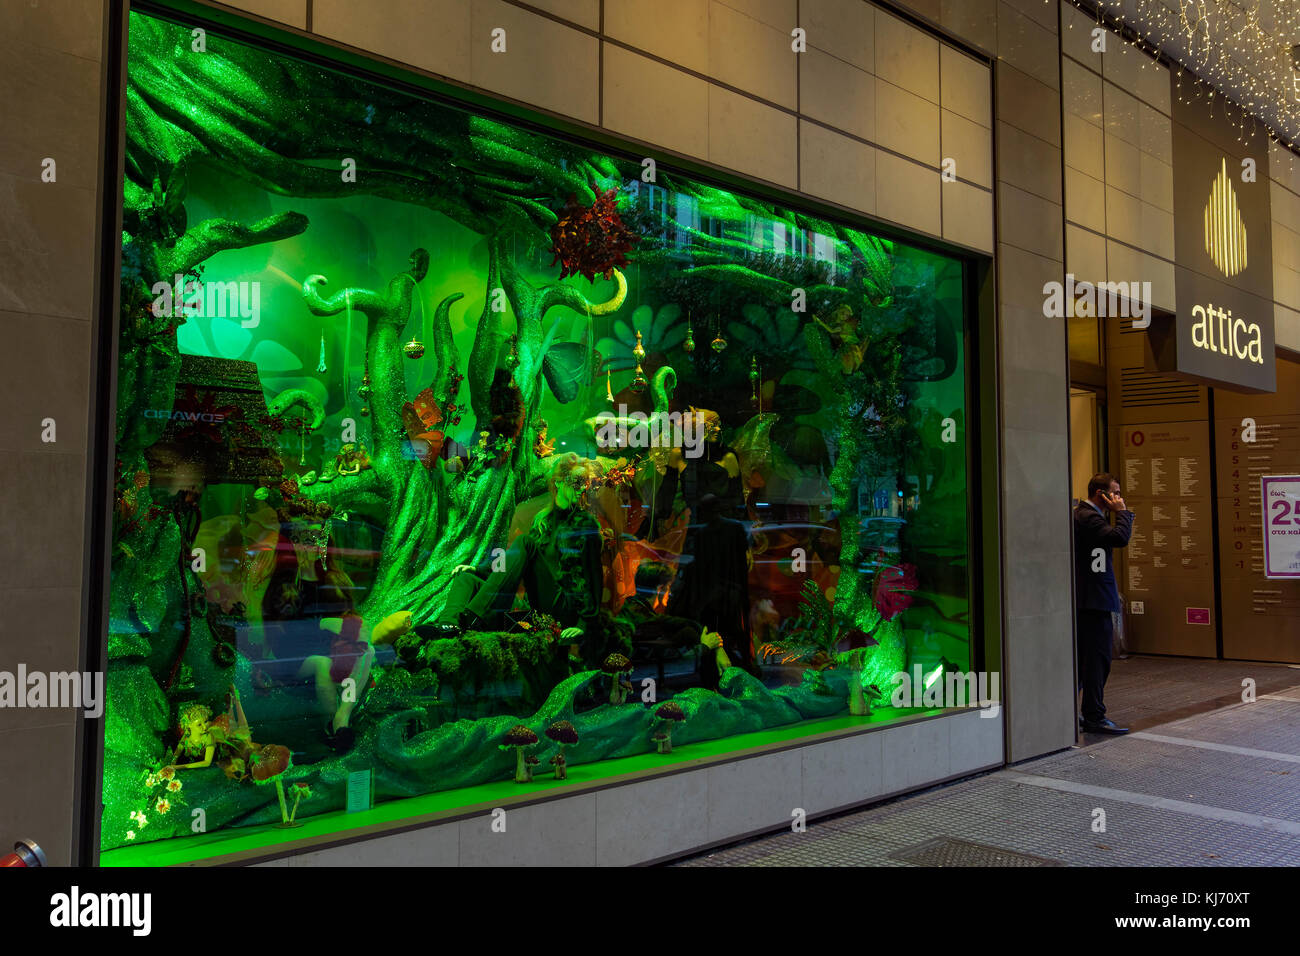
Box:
[396,628,558,692]
[761,579,880,670]
[760,580,889,715]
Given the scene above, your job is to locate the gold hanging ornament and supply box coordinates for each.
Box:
[406,281,427,360]
[683,311,695,355]
[710,312,727,353]
[630,329,648,393]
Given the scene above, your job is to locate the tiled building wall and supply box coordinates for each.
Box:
[1268,143,1300,350]
[1060,0,1175,313]
[0,1,106,865]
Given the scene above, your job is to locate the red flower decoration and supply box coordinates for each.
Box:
[872,561,918,622]
[549,186,638,282]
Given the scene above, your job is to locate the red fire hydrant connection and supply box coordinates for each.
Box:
[0,839,46,867]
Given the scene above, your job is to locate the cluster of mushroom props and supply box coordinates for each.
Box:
[546,720,579,779]
[601,653,634,704]
[499,702,687,784]
[652,703,686,754]
[502,721,582,783]
[501,725,541,783]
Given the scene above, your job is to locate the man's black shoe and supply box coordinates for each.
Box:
[1082,718,1129,735]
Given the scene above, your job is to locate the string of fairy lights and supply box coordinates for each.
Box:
[1059,0,1300,164]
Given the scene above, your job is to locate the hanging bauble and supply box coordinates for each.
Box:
[403,338,425,360]
[630,368,648,393]
[684,315,695,354]
[710,333,727,353]
[632,329,646,365]
[748,354,759,385]
[316,334,327,373]
[359,406,370,417]
[605,369,615,404]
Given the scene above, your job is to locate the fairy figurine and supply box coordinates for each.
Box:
[168,684,289,783]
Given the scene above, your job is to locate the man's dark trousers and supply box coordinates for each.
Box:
[1077,608,1112,724]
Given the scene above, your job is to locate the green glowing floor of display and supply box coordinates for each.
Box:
[99,707,947,866]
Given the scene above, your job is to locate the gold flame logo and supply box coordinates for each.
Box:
[1203,158,1247,277]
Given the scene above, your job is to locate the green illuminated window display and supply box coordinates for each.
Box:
[102,9,975,858]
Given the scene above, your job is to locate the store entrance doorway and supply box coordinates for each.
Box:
[1069,387,1103,503]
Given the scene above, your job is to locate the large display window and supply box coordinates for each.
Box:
[101,9,977,862]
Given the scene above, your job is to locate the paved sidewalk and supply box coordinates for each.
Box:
[1094,655,1300,734]
[676,657,1300,867]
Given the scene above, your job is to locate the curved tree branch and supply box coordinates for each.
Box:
[300,249,429,473]
[160,211,307,278]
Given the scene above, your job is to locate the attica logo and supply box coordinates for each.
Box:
[1204,158,1247,278]
[144,409,226,423]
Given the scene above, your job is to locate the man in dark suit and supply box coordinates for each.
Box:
[1073,473,1135,735]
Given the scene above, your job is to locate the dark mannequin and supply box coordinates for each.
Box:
[665,434,759,686]
[635,407,740,537]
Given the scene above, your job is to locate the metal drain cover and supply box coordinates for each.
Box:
[888,837,1063,867]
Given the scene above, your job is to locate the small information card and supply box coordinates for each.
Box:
[346,769,373,813]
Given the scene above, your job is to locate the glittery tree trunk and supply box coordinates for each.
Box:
[295,235,623,625]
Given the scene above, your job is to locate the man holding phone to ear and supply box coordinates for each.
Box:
[1073,473,1135,735]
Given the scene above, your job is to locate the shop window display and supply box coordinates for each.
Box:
[102,10,975,859]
